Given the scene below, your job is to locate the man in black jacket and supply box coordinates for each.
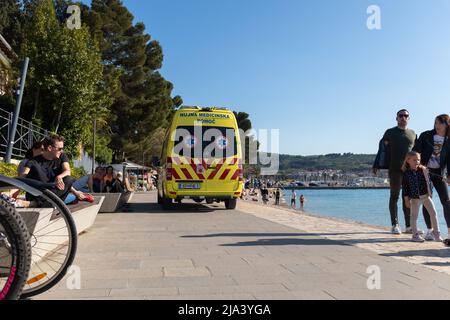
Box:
[373,109,417,235]
[413,114,450,242]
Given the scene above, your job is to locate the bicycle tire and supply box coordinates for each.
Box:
[0,198,31,300]
[20,189,77,298]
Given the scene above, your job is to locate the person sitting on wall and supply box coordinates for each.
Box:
[92,166,105,193]
[20,135,77,204]
[17,140,44,176]
[103,166,122,193]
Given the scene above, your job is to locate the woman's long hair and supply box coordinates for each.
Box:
[24,140,44,159]
[435,114,450,137]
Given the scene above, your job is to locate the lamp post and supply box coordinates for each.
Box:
[5,57,29,163]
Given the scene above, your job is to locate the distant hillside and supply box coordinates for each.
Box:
[255,153,376,173]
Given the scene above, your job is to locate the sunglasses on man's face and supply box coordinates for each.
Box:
[398,114,409,118]
[52,146,64,151]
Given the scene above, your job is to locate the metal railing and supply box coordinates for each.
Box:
[0,107,49,160]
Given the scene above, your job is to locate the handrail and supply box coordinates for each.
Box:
[0,107,49,159]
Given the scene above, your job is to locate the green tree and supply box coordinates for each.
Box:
[85,0,182,163]
[0,0,24,52]
[20,0,106,157]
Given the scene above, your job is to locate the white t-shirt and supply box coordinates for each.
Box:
[291,192,296,200]
[427,135,445,169]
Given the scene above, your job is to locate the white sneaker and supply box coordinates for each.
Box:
[391,225,402,235]
[424,230,435,241]
[432,231,443,242]
[412,232,425,243]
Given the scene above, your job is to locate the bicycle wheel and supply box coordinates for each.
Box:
[0,198,31,300]
[20,189,77,298]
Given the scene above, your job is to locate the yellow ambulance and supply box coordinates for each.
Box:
[156,106,244,210]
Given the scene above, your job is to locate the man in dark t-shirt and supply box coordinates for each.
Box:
[373,109,417,235]
[21,134,75,203]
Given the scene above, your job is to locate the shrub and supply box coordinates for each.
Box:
[0,162,19,177]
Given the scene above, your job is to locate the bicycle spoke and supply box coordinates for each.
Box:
[33,216,68,235]
[31,250,61,272]
[34,225,70,237]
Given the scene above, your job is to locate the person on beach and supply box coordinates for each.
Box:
[261,186,269,204]
[300,194,305,210]
[402,151,441,242]
[373,109,417,235]
[291,190,296,208]
[275,188,281,205]
[413,114,450,242]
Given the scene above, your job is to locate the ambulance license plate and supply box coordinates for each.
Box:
[178,183,201,190]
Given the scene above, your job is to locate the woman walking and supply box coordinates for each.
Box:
[413,114,450,242]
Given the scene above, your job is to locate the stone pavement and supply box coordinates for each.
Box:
[237,200,450,275]
[35,192,450,300]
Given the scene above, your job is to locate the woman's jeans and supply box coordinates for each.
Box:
[422,168,450,229]
[411,195,439,234]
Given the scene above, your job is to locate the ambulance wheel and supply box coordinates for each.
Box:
[162,197,173,210]
[193,198,203,203]
[225,199,237,210]
[206,198,214,204]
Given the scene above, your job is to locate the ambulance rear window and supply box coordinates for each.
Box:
[173,126,237,158]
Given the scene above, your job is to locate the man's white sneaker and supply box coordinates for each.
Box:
[391,225,402,235]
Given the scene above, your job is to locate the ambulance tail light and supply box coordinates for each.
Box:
[166,157,173,180]
[238,164,244,181]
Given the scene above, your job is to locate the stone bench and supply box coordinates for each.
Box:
[91,192,133,213]
[17,196,104,266]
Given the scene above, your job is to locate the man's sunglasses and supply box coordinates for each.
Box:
[52,146,64,151]
[398,114,410,118]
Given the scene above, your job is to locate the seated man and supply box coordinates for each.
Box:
[20,134,76,204]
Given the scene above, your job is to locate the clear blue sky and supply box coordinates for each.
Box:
[86,0,450,155]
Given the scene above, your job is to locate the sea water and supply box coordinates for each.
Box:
[282,189,449,237]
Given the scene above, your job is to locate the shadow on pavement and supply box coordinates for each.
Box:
[217,236,415,247]
[181,232,391,238]
[381,249,450,258]
[220,237,351,247]
[423,261,450,266]
[121,202,226,214]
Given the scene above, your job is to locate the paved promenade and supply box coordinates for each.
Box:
[36,192,450,300]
